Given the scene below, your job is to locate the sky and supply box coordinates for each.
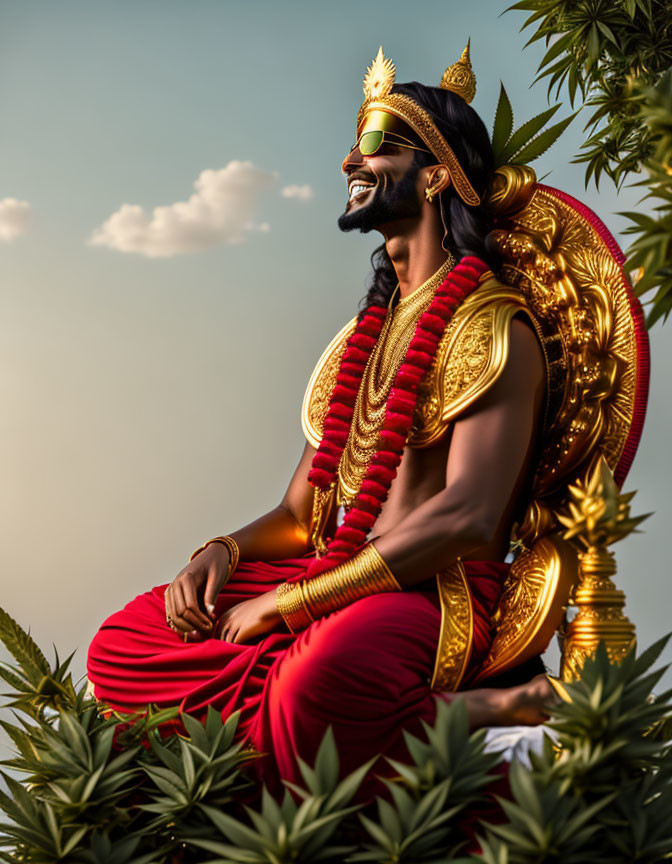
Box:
[1,0,670,707]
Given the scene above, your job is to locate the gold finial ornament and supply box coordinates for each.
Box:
[557,457,648,681]
[440,39,477,104]
[363,46,396,102]
[558,457,648,550]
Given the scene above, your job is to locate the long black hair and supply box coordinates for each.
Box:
[361,82,496,311]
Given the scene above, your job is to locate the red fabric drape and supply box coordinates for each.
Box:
[87,557,507,800]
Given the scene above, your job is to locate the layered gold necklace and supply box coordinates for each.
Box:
[337,256,456,506]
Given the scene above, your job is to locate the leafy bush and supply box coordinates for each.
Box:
[508,0,672,326]
[0,607,671,862]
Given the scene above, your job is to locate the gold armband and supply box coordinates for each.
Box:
[190,535,240,583]
[275,543,402,634]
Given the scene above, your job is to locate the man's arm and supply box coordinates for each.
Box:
[166,441,317,633]
[225,441,317,562]
[374,316,545,584]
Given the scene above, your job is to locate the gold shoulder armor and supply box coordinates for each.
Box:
[412,277,534,448]
[301,317,357,448]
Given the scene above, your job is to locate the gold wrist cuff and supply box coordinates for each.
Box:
[276,543,401,634]
[190,535,240,583]
[276,581,314,634]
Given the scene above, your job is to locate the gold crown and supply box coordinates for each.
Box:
[356,44,481,207]
[363,47,396,102]
[440,39,476,104]
[361,42,477,105]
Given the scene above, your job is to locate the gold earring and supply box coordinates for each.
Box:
[425,187,435,204]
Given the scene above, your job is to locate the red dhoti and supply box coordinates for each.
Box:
[87,557,506,799]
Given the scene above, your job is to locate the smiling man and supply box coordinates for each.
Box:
[87,46,558,796]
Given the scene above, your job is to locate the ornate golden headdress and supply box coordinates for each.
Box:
[356,44,480,206]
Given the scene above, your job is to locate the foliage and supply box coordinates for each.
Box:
[350,699,500,862]
[507,0,672,326]
[0,605,671,862]
[620,71,672,325]
[477,638,672,862]
[491,84,576,168]
[185,728,372,863]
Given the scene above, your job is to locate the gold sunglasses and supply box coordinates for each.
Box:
[349,129,431,156]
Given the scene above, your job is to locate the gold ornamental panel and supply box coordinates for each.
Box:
[301,317,356,450]
[429,560,474,692]
[489,185,638,502]
[412,279,530,447]
[474,535,579,682]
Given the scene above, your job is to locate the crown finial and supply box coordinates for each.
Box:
[363,46,396,102]
[440,39,476,104]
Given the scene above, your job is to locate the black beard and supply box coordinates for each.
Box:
[338,161,422,234]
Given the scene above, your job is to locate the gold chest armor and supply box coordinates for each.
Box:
[302,276,534,474]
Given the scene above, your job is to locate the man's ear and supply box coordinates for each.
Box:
[424,164,452,203]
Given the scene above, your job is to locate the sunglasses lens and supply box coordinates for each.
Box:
[359,130,384,156]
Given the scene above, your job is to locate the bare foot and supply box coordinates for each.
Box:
[437,674,560,729]
[506,674,558,726]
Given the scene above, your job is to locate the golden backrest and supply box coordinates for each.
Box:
[477,168,650,680]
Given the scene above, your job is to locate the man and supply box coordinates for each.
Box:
[87,45,555,797]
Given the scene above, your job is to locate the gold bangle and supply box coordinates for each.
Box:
[276,543,401,633]
[276,581,312,634]
[190,535,240,583]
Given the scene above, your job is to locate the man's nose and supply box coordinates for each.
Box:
[341,145,364,175]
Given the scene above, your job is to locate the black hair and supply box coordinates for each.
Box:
[361,82,496,311]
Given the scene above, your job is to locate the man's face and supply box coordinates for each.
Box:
[338,115,427,234]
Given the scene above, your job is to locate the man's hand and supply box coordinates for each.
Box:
[217,589,284,644]
[165,543,231,635]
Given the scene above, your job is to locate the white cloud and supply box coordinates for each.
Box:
[0,198,33,242]
[281,184,314,201]
[89,161,277,258]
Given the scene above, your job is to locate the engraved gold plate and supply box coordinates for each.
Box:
[430,560,473,692]
[413,277,533,447]
[301,317,357,450]
[490,186,639,502]
[475,535,578,681]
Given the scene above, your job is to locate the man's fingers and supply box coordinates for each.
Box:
[165,584,176,621]
[181,579,212,631]
[219,615,237,643]
[166,584,187,631]
[181,607,209,632]
[203,563,221,617]
[167,582,193,633]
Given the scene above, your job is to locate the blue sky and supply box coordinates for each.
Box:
[1,0,670,688]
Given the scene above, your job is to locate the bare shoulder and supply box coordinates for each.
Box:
[504,314,545,393]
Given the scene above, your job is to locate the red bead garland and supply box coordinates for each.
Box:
[301,255,488,581]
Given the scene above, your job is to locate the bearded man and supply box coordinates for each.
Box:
[87,46,566,797]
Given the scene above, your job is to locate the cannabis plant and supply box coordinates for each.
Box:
[183,726,372,862]
[350,698,501,863]
[507,0,672,326]
[1,602,671,862]
[491,84,575,168]
[477,639,672,863]
[0,605,253,863]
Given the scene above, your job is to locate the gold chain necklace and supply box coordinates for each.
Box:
[338,255,456,506]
